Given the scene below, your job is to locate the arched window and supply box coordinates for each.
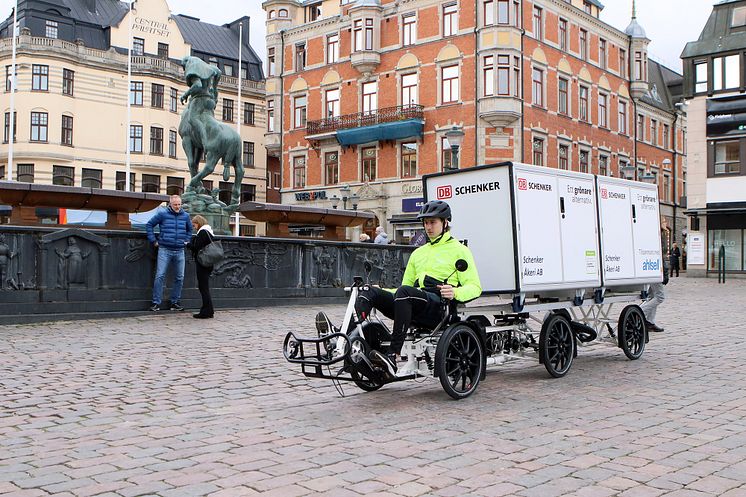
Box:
[269,10,276,18]
[279,9,289,17]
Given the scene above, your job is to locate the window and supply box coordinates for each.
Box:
[663,124,670,149]
[267,100,275,132]
[513,0,520,27]
[598,93,608,128]
[202,180,213,192]
[498,0,509,24]
[558,77,568,115]
[218,181,233,204]
[732,6,746,26]
[53,166,74,186]
[243,141,255,167]
[150,127,163,155]
[222,99,234,122]
[583,1,592,14]
[325,151,339,185]
[401,142,417,178]
[293,156,306,188]
[325,88,340,117]
[142,174,160,193]
[130,81,143,105]
[533,6,543,40]
[599,155,608,176]
[618,100,628,134]
[532,137,544,166]
[637,114,645,140]
[295,42,306,71]
[290,95,305,129]
[133,37,144,55]
[241,184,257,203]
[166,177,183,196]
[354,19,374,51]
[497,55,510,95]
[3,112,16,143]
[484,0,494,25]
[483,56,494,96]
[224,65,235,77]
[279,9,288,17]
[327,33,339,62]
[170,88,178,112]
[362,81,377,114]
[444,3,458,37]
[579,150,589,173]
[442,65,459,103]
[513,56,521,97]
[353,19,363,51]
[30,112,48,142]
[559,18,568,51]
[579,85,589,122]
[157,42,169,58]
[116,172,135,191]
[579,29,588,60]
[713,55,740,91]
[240,225,256,237]
[714,141,740,174]
[17,164,34,183]
[403,14,416,46]
[267,48,276,77]
[365,18,374,50]
[663,174,671,202]
[619,48,627,79]
[442,136,454,170]
[45,20,58,39]
[635,51,643,80]
[151,84,164,108]
[402,73,418,106]
[82,168,102,188]
[651,119,658,145]
[163,130,176,160]
[559,144,569,170]
[61,115,73,146]
[362,147,376,181]
[5,66,11,92]
[244,103,255,125]
[0,166,4,180]
[599,39,607,69]
[694,60,707,93]
[32,65,49,91]
[532,68,544,107]
[62,69,74,96]
[130,125,143,152]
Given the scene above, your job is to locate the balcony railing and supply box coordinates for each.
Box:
[307,104,424,135]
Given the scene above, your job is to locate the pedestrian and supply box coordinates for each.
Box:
[669,242,681,277]
[187,215,215,319]
[374,226,388,245]
[146,195,192,312]
[641,259,669,333]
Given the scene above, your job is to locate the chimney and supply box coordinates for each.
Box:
[241,17,250,49]
[84,0,96,13]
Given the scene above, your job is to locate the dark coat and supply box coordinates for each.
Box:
[670,246,681,265]
[187,228,214,268]
[146,207,192,249]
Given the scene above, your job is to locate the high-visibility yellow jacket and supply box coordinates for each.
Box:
[400,232,482,303]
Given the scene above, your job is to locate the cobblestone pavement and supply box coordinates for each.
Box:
[2,277,746,497]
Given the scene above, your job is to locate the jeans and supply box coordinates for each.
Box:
[640,283,665,324]
[152,247,185,305]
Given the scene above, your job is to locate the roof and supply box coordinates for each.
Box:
[59,0,128,27]
[681,0,746,58]
[624,18,647,38]
[639,60,684,113]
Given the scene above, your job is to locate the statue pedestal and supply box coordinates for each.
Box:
[181,191,236,235]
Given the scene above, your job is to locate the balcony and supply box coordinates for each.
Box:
[306,104,424,146]
[350,50,380,76]
[479,96,522,126]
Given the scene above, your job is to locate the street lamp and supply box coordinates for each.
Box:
[620,163,636,180]
[330,185,358,210]
[640,172,656,184]
[445,126,465,170]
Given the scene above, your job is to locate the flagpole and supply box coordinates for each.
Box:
[234,22,242,236]
[7,0,18,182]
[125,0,133,191]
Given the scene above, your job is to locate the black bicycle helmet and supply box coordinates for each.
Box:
[417,200,452,221]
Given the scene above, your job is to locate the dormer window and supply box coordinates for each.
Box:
[732,6,746,27]
[713,54,740,90]
[694,59,707,93]
[278,9,289,18]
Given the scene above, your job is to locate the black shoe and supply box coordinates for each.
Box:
[370,350,397,378]
[315,311,339,336]
[193,313,213,319]
[149,304,160,312]
[170,302,185,311]
[646,321,664,333]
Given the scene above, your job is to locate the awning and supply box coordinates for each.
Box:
[336,119,424,147]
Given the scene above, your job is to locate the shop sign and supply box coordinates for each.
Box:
[688,233,705,265]
[402,183,422,194]
[706,96,746,137]
[133,17,171,37]
[402,197,424,213]
[295,190,327,201]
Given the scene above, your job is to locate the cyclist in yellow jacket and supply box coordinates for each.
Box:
[355,200,482,376]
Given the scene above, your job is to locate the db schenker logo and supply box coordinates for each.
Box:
[517,178,527,190]
[601,188,608,199]
[436,185,452,199]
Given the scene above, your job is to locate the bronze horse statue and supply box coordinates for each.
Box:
[178,56,244,206]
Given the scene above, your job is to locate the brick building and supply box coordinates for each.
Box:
[263,0,687,244]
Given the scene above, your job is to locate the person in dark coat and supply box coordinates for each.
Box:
[669,242,681,277]
[187,215,215,319]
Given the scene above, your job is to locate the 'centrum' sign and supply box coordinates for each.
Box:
[133,17,170,37]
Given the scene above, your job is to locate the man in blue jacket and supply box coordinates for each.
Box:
[146,195,192,311]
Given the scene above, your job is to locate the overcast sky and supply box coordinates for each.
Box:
[0,0,715,72]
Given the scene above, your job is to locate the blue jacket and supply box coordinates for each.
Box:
[146,206,192,249]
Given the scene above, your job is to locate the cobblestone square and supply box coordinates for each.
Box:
[2,277,746,496]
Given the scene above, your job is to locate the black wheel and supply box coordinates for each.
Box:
[346,333,383,392]
[539,313,575,378]
[435,324,484,400]
[618,305,646,360]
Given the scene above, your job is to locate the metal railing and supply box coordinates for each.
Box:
[306,104,424,135]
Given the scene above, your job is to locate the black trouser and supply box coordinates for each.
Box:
[670,261,679,277]
[196,263,214,316]
[355,285,443,355]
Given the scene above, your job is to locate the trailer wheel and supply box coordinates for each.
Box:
[347,335,384,392]
[539,314,575,378]
[435,324,484,400]
[618,305,646,360]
